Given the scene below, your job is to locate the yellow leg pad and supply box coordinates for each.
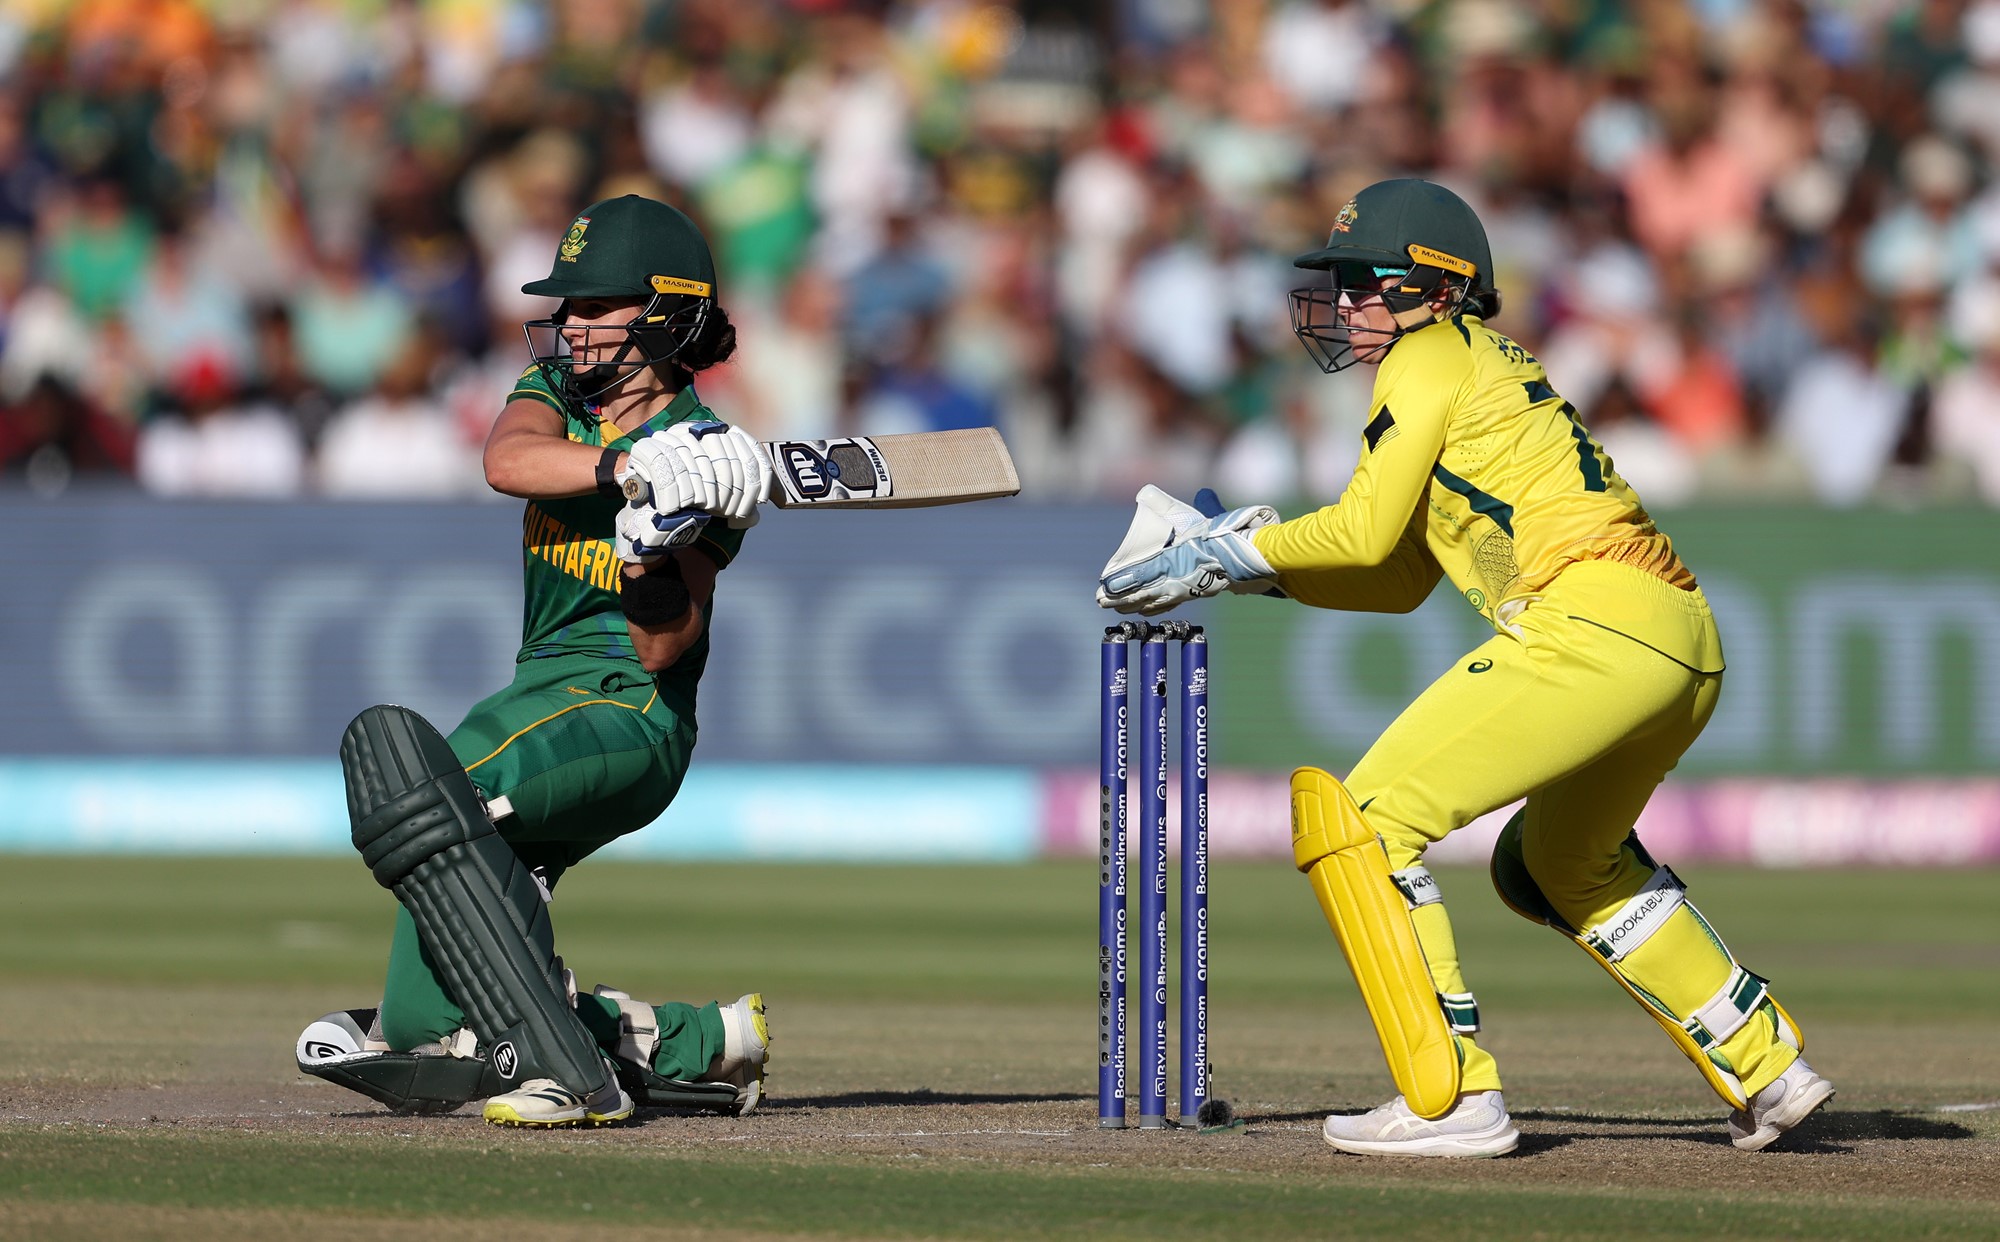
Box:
[1574,950,1729,1100]
[1290,766,1461,1120]
[1490,818,1804,1109]
[1562,941,1803,1110]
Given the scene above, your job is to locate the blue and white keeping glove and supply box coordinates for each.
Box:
[615,499,709,565]
[623,419,774,529]
[1095,486,1282,616]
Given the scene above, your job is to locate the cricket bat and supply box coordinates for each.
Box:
[623,426,1021,510]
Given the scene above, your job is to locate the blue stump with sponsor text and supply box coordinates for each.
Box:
[1098,621,1209,1130]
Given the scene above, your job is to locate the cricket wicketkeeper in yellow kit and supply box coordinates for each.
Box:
[1096,179,1835,1157]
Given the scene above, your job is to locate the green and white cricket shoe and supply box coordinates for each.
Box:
[1322,1090,1519,1158]
[701,993,771,1115]
[482,1058,635,1129]
[1727,1057,1835,1151]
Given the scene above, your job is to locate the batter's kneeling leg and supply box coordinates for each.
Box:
[340,704,628,1124]
[584,986,759,1116]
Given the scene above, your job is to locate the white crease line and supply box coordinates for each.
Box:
[1937,1102,2000,1113]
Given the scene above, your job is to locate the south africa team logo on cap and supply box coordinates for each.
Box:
[559,217,591,263]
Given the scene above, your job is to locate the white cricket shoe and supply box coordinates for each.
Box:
[701,993,771,1114]
[1727,1057,1835,1151]
[483,1059,634,1129]
[1322,1090,1519,1158]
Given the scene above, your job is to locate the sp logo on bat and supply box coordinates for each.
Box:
[781,443,838,498]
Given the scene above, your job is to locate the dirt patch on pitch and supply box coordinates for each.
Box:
[6,1078,1998,1205]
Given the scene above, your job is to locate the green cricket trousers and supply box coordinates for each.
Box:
[373,652,727,1078]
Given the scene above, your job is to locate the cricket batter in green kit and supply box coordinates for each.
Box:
[297,195,778,1128]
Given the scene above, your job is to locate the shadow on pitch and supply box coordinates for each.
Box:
[1512,1107,1971,1141]
[768,1088,1093,1110]
[1511,1107,1972,1151]
[1761,1109,1972,1145]
[1253,1106,1625,1129]
[1512,1108,1710,1128]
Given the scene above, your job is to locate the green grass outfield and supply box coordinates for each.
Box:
[2,857,1997,1240]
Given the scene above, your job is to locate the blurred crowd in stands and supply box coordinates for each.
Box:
[2,0,2000,508]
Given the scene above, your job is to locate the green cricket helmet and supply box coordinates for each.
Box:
[1289,178,1495,372]
[521,195,719,403]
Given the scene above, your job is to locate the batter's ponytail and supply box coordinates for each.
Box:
[678,304,738,373]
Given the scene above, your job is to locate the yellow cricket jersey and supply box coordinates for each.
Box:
[1253,314,1696,626]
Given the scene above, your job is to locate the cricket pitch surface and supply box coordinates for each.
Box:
[3,858,1996,1240]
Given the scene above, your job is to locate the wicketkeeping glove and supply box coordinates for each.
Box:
[1095,485,1282,616]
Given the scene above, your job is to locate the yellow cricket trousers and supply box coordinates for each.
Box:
[1341,559,1796,1098]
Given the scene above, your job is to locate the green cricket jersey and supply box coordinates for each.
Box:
[504,366,746,707]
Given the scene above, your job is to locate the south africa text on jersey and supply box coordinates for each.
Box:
[524,504,623,592]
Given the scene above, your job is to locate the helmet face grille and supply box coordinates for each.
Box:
[522,292,711,403]
[1288,259,1477,374]
[1289,286,1356,373]
[1289,283,1397,374]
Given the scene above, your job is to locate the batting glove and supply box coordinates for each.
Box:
[625,420,773,529]
[615,500,709,565]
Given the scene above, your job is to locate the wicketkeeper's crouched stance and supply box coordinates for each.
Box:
[1280,576,1814,1156]
[1098,179,1834,1157]
[299,195,775,1127]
